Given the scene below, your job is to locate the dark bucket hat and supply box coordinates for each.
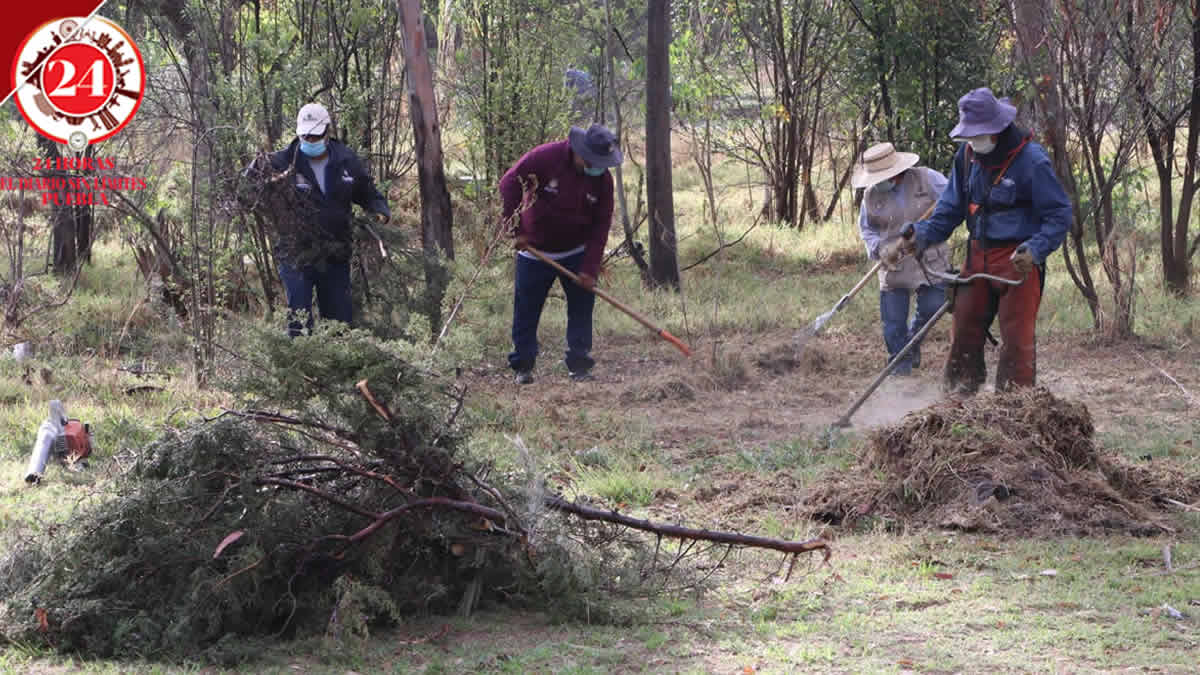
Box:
[568,124,623,168]
[949,87,1017,139]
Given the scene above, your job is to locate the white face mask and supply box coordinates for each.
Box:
[967,136,997,154]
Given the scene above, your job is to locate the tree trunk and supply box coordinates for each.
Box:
[646,0,680,289]
[37,135,77,275]
[398,0,455,334]
[74,144,95,265]
[1164,10,1200,296]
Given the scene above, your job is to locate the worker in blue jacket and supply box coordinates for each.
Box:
[269,102,390,336]
[883,88,1072,394]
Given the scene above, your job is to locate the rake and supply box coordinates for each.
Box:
[524,246,691,357]
[795,202,937,352]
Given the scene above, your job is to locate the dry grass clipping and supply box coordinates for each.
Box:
[619,375,697,404]
[754,340,845,377]
[804,388,1197,536]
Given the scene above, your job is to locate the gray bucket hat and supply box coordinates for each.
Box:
[949,88,1017,139]
[568,124,623,168]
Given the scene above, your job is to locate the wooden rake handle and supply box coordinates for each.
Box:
[523,246,691,357]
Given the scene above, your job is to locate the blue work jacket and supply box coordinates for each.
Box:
[915,126,1072,265]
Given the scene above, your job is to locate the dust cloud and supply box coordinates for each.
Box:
[840,376,945,429]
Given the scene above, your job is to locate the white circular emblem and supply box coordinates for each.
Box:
[67,131,88,152]
[11,16,146,146]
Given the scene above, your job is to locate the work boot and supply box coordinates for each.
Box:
[514,370,534,385]
[568,369,594,382]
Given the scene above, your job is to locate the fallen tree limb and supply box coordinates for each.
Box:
[543,494,831,561]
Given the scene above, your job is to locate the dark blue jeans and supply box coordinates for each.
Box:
[508,251,595,373]
[880,284,945,375]
[279,260,353,337]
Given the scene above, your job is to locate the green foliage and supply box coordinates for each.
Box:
[846,0,1004,173]
[451,0,579,183]
[0,326,466,661]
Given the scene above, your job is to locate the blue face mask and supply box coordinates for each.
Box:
[584,166,605,177]
[300,139,327,157]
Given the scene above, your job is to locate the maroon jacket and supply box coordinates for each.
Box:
[499,139,615,278]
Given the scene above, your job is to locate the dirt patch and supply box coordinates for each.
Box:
[803,388,1199,537]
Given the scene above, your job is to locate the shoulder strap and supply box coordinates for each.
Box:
[964,135,1032,215]
[991,134,1032,185]
[960,144,973,201]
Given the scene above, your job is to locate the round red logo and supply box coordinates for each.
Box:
[11,16,145,148]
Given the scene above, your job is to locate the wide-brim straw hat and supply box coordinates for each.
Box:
[851,142,919,189]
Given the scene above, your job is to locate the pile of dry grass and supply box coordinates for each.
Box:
[805,388,1199,536]
[619,375,697,404]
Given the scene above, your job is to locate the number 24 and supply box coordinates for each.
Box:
[47,59,107,98]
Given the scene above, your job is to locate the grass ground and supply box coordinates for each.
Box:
[2,147,1200,673]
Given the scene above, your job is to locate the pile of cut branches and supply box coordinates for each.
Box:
[0,326,826,663]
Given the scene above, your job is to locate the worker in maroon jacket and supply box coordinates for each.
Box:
[499,124,623,384]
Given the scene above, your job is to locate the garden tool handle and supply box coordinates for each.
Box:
[524,246,692,357]
[837,261,883,311]
[832,299,952,428]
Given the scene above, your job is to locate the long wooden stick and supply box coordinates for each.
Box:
[524,246,691,357]
[544,495,830,559]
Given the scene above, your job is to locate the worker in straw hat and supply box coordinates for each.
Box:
[881,87,1071,394]
[853,142,951,376]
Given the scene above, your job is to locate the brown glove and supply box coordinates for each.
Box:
[880,238,913,271]
[1010,244,1034,277]
[513,234,530,251]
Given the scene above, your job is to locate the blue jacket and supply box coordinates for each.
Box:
[269,139,389,264]
[914,126,1071,265]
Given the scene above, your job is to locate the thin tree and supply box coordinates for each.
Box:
[398,0,455,334]
[646,0,680,289]
[604,0,650,281]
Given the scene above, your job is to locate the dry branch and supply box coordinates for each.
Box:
[344,497,511,544]
[1133,352,1196,407]
[544,494,831,560]
[356,379,394,422]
